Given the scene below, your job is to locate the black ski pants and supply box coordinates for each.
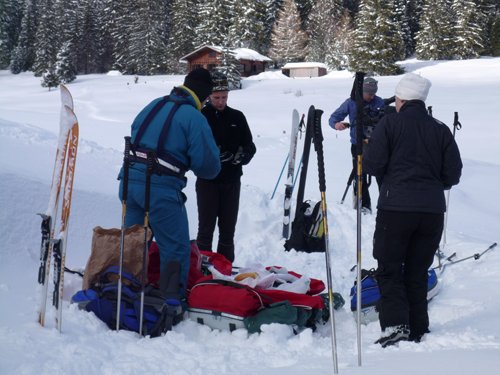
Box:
[373,209,443,337]
[351,144,371,209]
[196,178,241,263]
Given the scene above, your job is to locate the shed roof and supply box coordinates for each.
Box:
[282,62,328,69]
[180,45,271,63]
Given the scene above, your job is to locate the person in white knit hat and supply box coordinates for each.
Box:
[364,72,463,347]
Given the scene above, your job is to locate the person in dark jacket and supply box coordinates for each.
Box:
[364,73,463,347]
[329,77,385,213]
[196,73,256,262]
[119,68,221,297]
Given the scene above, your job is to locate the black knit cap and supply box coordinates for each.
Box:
[183,68,213,102]
[211,72,229,92]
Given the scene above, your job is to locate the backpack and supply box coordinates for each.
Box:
[71,265,183,337]
[350,268,439,324]
[187,266,343,333]
[284,200,326,253]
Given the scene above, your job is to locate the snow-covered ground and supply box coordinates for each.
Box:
[1,57,499,374]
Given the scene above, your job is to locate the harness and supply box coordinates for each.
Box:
[130,89,191,179]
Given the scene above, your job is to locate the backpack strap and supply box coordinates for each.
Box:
[99,265,141,290]
[130,94,191,179]
[133,97,169,149]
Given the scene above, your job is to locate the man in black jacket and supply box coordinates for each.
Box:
[364,73,462,347]
[196,73,256,262]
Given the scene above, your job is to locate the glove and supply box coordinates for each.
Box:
[232,147,251,165]
[219,150,234,163]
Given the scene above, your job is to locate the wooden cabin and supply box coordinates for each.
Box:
[281,62,328,78]
[180,46,272,77]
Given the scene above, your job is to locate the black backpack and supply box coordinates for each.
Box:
[284,200,326,253]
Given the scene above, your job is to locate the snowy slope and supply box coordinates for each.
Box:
[1,58,499,375]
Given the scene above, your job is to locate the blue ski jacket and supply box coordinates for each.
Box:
[120,86,221,191]
[329,96,385,144]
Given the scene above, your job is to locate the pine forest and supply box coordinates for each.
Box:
[1,0,499,87]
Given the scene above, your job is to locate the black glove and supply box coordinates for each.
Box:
[219,150,234,163]
[232,147,251,165]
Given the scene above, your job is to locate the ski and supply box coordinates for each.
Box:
[53,108,78,332]
[38,85,74,327]
[282,110,304,239]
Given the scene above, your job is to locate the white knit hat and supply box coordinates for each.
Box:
[395,73,431,101]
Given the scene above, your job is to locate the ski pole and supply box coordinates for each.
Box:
[270,154,288,200]
[437,112,462,267]
[139,151,154,336]
[116,136,131,330]
[311,105,338,374]
[354,72,366,366]
[340,168,355,204]
[440,243,497,272]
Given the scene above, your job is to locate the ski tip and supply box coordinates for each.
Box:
[60,84,74,110]
[61,105,79,133]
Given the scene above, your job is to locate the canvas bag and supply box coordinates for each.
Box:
[82,225,152,289]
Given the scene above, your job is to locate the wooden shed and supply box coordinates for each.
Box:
[281,62,328,78]
[180,45,272,77]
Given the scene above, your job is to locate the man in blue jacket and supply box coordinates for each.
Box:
[329,77,385,213]
[119,68,221,297]
[364,73,462,347]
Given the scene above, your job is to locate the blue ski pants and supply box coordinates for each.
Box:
[120,179,190,297]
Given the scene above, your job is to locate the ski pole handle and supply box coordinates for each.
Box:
[312,109,326,193]
[122,136,131,202]
[144,151,154,215]
[453,112,462,136]
[354,72,365,157]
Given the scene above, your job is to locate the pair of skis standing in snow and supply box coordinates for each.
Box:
[37,85,79,332]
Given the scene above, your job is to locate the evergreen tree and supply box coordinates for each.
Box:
[475,0,497,55]
[451,0,485,59]
[492,15,500,56]
[326,9,354,70]
[349,0,404,75]
[10,0,38,73]
[0,0,23,69]
[98,0,118,73]
[406,0,424,52]
[110,0,135,73]
[268,0,308,65]
[415,0,455,60]
[343,0,361,15]
[195,0,232,47]
[306,0,343,65]
[216,46,242,89]
[393,0,414,57]
[228,0,267,52]
[127,0,170,74]
[166,0,199,73]
[33,0,59,76]
[263,0,283,53]
[74,0,102,74]
[55,40,76,83]
[41,65,60,89]
[294,0,314,29]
